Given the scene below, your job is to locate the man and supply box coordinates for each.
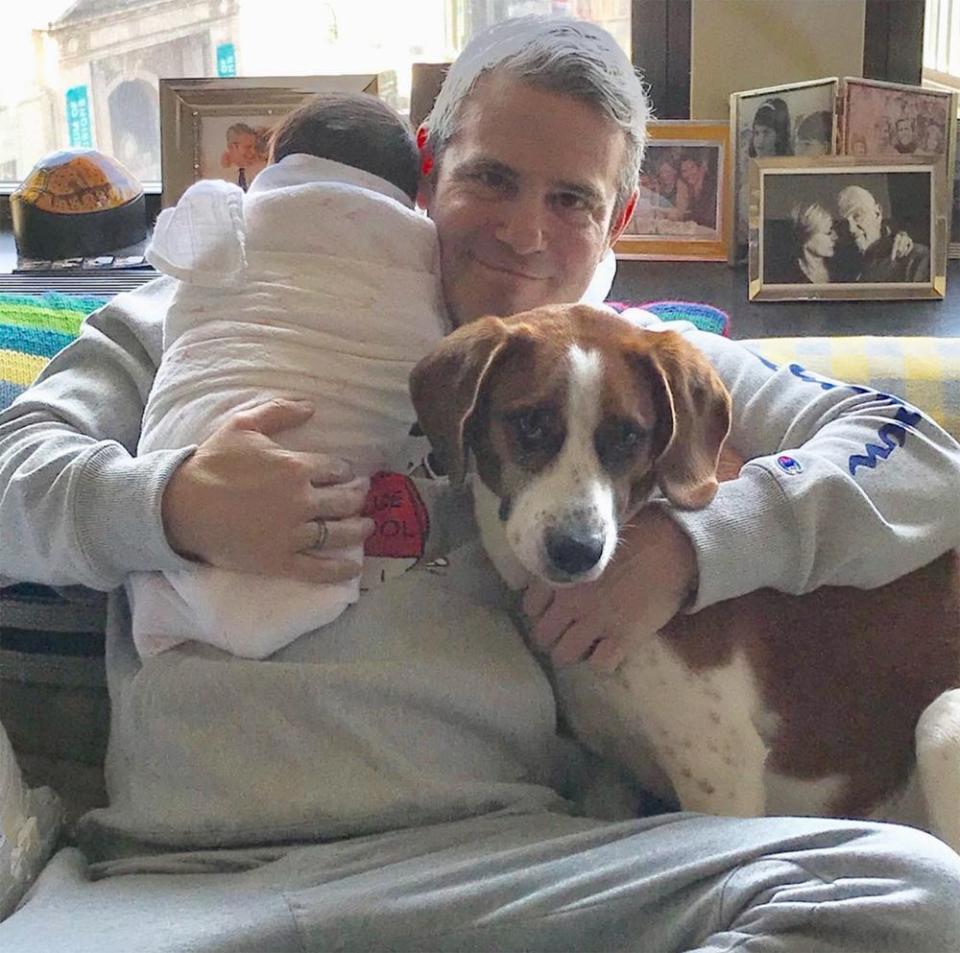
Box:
[677,149,716,229]
[1,17,959,953]
[838,184,930,283]
[892,116,918,154]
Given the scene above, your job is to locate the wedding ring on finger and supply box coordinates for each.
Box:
[312,518,329,552]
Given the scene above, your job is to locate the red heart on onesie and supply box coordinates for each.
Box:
[362,471,429,560]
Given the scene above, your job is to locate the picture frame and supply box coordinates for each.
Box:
[951,124,960,259]
[614,121,732,261]
[749,156,947,302]
[729,77,840,265]
[159,74,394,208]
[838,77,958,256]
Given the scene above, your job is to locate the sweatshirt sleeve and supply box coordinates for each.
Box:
[0,277,200,591]
[622,315,960,611]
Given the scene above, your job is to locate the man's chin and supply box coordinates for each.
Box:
[447,285,552,325]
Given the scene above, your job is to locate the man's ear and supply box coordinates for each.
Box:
[608,188,639,246]
[415,124,435,211]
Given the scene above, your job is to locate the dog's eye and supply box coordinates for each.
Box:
[596,419,647,470]
[508,408,555,451]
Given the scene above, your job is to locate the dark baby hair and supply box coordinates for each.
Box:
[269,93,420,202]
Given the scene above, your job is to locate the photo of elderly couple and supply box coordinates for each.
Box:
[762,171,931,286]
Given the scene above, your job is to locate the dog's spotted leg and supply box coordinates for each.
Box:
[616,638,769,817]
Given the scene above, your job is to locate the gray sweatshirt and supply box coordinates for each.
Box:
[1,278,958,853]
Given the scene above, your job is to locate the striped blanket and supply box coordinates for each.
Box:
[0,293,107,408]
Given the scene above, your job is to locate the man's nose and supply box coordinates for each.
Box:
[495,196,547,255]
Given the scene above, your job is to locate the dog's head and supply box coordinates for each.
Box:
[410,304,731,585]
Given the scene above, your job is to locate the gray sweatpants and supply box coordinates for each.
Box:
[4,809,959,952]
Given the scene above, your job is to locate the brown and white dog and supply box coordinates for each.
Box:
[410,303,960,850]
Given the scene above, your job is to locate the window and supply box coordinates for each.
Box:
[1,0,631,187]
[923,0,960,91]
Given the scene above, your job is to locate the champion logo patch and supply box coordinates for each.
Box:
[777,455,803,474]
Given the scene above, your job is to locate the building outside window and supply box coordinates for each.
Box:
[0,0,631,187]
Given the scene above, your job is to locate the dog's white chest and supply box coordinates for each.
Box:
[556,637,771,816]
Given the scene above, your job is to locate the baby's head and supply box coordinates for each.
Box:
[269,93,419,202]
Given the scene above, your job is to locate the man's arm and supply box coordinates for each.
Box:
[0,279,198,589]
[674,328,960,608]
[0,278,371,591]
[529,320,960,667]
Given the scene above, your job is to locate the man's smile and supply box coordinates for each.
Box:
[470,252,548,282]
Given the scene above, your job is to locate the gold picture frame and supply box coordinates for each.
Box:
[749,156,947,302]
[729,77,840,265]
[614,121,732,262]
[159,74,394,208]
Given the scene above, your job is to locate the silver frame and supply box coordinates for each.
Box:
[159,74,393,208]
[749,155,948,302]
[729,77,840,265]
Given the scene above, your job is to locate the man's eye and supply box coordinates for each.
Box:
[474,170,508,190]
[554,192,589,211]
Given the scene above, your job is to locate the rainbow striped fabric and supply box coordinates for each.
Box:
[744,336,960,441]
[0,293,107,409]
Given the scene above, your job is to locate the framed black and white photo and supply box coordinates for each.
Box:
[729,78,840,264]
[749,156,948,302]
[615,121,732,261]
[159,74,393,208]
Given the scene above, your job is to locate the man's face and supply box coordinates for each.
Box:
[844,196,883,252]
[228,133,258,166]
[420,74,630,325]
[895,119,915,146]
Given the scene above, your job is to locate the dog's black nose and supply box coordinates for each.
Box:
[545,527,605,576]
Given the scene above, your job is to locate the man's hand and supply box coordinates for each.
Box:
[891,230,914,261]
[524,506,698,673]
[162,398,374,584]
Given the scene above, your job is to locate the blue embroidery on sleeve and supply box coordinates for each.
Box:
[847,407,925,475]
[748,349,927,477]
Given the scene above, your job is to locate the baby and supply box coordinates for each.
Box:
[127,93,448,659]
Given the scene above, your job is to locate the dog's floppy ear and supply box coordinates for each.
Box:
[410,317,511,486]
[644,332,732,510]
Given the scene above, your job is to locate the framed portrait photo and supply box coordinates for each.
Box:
[159,74,394,207]
[615,121,732,261]
[749,156,947,302]
[729,77,840,264]
[951,124,960,258]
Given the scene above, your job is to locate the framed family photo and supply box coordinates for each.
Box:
[159,74,394,208]
[839,77,958,254]
[615,121,732,261]
[729,77,840,264]
[839,78,956,159]
[749,157,947,302]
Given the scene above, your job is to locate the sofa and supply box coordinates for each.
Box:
[2,291,959,869]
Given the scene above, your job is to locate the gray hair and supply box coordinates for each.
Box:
[423,16,651,219]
